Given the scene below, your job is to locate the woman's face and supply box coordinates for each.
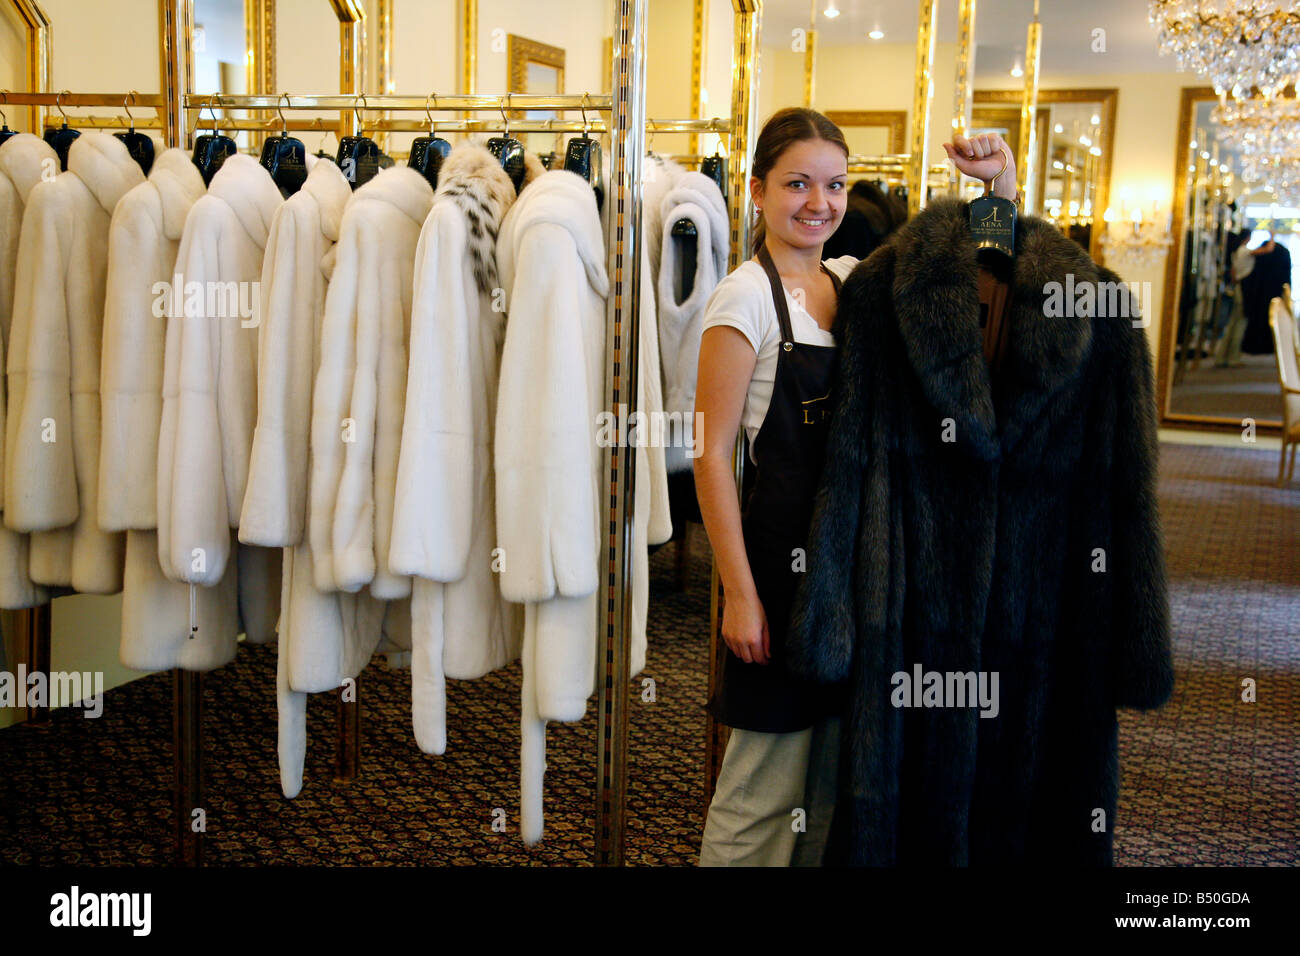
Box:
[752,137,848,251]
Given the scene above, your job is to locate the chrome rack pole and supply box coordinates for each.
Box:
[595,0,647,868]
[161,0,205,868]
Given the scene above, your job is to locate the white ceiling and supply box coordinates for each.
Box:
[761,0,1182,77]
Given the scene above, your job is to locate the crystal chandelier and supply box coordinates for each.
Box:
[1212,93,1300,155]
[1148,1,1300,101]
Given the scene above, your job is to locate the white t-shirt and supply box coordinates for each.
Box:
[700,255,858,463]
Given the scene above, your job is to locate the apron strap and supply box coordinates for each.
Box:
[758,246,842,346]
[757,244,796,347]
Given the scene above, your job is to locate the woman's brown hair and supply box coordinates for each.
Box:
[750,107,850,256]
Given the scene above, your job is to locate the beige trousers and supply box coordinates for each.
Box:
[698,714,841,866]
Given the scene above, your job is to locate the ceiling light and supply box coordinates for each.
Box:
[824,2,840,18]
[1090,113,1101,125]
[1010,64,1024,78]
[868,29,884,39]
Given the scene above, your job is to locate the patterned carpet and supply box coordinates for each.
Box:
[0,441,1295,866]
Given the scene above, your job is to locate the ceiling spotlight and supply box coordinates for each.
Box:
[1010,64,1024,78]
[868,29,884,39]
[1090,113,1100,125]
[1053,123,1063,133]
[824,2,840,18]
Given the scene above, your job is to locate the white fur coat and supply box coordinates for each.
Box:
[655,171,728,473]
[157,152,282,647]
[97,145,247,672]
[0,133,55,608]
[496,166,670,845]
[389,142,539,755]
[308,164,433,600]
[4,132,144,593]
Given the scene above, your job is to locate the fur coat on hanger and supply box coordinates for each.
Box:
[655,170,728,473]
[0,133,55,608]
[389,142,545,755]
[228,155,386,797]
[788,197,1175,866]
[157,151,286,654]
[4,132,145,593]
[98,145,245,671]
[496,166,672,845]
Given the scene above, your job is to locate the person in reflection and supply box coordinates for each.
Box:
[1215,229,1274,367]
[1240,230,1291,356]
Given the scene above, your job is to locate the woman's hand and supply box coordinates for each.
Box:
[722,587,771,665]
[943,132,1018,200]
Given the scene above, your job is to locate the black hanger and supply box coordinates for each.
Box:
[191,96,237,185]
[967,145,1016,261]
[0,93,18,148]
[336,93,381,191]
[563,93,603,211]
[671,218,698,303]
[699,137,727,209]
[407,93,452,189]
[486,95,526,193]
[43,91,80,171]
[258,93,307,196]
[113,91,154,175]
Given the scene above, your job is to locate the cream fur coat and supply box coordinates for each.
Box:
[238,157,408,798]
[98,145,247,671]
[496,167,671,845]
[0,133,55,608]
[4,132,145,593]
[157,152,283,649]
[389,142,542,755]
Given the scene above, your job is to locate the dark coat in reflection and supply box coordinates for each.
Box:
[822,180,905,262]
[1241,243,1292,355]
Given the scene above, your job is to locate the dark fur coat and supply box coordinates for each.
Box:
[788,197,1175,866]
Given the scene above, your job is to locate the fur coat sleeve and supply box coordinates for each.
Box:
[0,133,55,608]
[158,153,281,585]
[494,174,609,604]
[239,159,351,547]
[388,164,500,581]
[308,165,432,598]
[4,133,141,593]
[99,147,205,532]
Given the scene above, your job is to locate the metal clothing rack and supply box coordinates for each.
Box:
[3,0,755,870]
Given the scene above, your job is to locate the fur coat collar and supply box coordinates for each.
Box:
[205,152,283,248]
[431,141,544,295]
[66,132,146,216]
[877,197,1098,461]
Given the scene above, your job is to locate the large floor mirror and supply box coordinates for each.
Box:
[1157,87,1297,431]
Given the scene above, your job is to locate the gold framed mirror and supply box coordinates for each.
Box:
[823,110,907,156]
[507,33,565,154]
[1157,85,1294,433]
[972,88,1117,264]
